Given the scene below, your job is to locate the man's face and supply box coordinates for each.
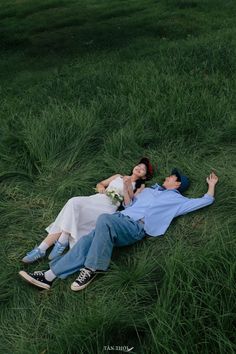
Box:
[163,174,181,190]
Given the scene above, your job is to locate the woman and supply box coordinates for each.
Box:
[22,157,153,263]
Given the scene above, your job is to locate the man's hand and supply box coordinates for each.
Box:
[206,172,219,186]
[206,171,218,197]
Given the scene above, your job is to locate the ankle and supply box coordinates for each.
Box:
[38,241,49,252]
[44,269,57,282]
[58,231,69,245]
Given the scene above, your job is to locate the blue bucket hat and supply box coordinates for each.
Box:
[171,168,190,194]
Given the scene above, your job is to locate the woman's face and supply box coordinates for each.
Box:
[132,163,147,179]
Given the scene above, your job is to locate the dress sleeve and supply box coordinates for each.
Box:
[177,194,215,216]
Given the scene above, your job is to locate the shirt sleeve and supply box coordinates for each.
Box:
[177,193,215,215]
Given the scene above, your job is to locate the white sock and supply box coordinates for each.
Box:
[58,231,69,245]
[38,241,49,252]
[86,267,95,272]
[44,269,57,282]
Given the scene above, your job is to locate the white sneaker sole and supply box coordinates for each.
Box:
[21,254,45,264]
[19,271,50,290]
[71,275,97,291]
[21,258,37,264]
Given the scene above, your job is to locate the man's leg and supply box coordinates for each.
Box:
[70,213,145,291]
[19,213,145,290]
[50,213,144,278]
[84,213,145,271]
[49,230,95,279]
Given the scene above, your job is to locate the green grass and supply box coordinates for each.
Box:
[0,0,235,353]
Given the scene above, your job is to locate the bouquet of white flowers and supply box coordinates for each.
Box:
[105,189,124,205]
[93,187,123,205]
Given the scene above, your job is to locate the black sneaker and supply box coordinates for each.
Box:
[71,268,97,291]
[19,270,53,290]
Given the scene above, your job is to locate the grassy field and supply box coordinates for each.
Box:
[0,0,235,353]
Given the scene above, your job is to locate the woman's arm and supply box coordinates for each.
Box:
[123,177,146,205]
[123,176,134,206]
[96,174,121,194]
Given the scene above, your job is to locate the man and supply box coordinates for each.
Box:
[19,169,218,291]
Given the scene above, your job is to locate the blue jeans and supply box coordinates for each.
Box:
[50,213,145,279]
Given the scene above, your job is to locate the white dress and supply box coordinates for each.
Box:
[45,176,135,247]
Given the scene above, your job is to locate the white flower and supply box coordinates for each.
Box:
[106,189,124,205]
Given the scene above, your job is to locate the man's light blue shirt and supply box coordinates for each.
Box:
[121,184,214,237]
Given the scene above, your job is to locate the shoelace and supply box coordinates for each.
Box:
[27,249,42,260]
[33,271,45,277]
[56,243,66,253]
[76,268,92,283]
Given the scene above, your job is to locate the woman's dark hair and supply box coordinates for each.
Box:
[133,178,145,193]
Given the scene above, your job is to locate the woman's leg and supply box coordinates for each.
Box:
[57,231,70,245]
[22,196,77,263]
[40,230,70,250]
[38,232,62,250]
[47,231,70,260]
[45,197,83,246]
[22,232,63,263]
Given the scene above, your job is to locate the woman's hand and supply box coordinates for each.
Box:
[123,176,134,206]
[123,176,132,190]
[96,174,121,194]
[96,183,106,194]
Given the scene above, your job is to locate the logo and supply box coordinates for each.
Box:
[104,345,134,352]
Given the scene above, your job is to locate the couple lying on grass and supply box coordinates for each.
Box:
[19,157,218,291]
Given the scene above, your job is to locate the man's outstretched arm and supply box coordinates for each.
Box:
[177,171,219,215]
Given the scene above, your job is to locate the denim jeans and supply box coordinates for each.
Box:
[50,213,146,279]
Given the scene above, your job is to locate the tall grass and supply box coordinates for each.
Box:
[0,0,235,353]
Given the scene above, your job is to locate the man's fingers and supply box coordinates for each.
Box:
[209,171,217,179]
[207,171,218,184]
